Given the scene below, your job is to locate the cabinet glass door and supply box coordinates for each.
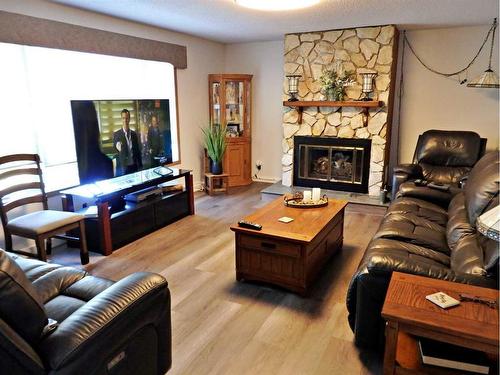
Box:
[225,80,245,137]
[211,81,221,125]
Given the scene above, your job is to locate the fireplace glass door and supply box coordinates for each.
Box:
[298,145,365,185]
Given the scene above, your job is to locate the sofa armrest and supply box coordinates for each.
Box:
[395,182,458,208]
[393,163,423,177]
[367,253,497,288]
[40,272,171,374]
[391,164,424,201]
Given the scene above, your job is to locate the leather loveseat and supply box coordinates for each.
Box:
[347,151,499,348]
[0,250,171,375]
[391,130,486,205]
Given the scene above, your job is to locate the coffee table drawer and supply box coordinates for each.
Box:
[239,234,301,258]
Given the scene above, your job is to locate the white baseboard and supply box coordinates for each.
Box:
[194,180,203,192]
[252,176,280,184]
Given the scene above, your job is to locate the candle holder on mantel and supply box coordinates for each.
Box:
[359,72,377,101]
[286,74,301,101]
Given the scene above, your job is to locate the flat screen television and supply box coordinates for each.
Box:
[71,99,174,184]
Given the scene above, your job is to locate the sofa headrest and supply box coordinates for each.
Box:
[416,130,482,167]
[465,151,500,225]
[0,249,48,347]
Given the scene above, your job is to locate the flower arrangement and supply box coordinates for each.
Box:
[319,64,355,101]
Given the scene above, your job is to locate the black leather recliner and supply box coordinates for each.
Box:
[347,151,499,348]
[0,250,171,374]
[391,130,487,205]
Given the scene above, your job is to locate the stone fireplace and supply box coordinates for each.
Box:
[281,25,398,195]
[293,136,371,193]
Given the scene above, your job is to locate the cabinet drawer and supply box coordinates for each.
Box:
[239,234,301,258]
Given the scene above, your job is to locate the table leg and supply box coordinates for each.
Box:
[97,201,113,256]
[383,321,399,375]
[186,173,195,215]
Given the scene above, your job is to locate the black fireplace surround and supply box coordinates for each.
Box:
[293,136,372,193]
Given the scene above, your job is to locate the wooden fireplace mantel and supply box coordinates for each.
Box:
[283,100,383,125]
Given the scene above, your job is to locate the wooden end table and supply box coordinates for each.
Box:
[230,196,347,295]
[204,173,229,195]
[382,272,499,375]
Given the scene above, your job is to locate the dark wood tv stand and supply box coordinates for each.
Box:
[61,168,194,255]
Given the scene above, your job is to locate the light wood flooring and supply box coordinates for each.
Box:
[51,182,387,375]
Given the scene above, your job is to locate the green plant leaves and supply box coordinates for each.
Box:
[202,124,227,163]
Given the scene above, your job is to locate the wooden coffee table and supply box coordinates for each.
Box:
[230,196,347,295]
[382,272,499,375]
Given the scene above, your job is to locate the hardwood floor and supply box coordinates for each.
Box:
[50,182,387,375]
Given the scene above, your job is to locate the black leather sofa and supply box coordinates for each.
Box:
[347,151,499,348]
[0,250,171,374]
[391,130,487,205]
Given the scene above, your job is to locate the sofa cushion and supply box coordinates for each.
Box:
[419,163,471,185]
[375,212,449,254]
[388,197,448,226]
[0,250,48,346]
[465,151,500,224]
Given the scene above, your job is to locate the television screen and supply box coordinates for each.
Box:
[71,99,174,184]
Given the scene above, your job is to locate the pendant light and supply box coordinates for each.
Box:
[468,18,499,88]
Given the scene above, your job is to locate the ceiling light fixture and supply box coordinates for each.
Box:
[235,0,320,11]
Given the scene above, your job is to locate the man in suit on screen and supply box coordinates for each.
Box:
[113,108,142,176]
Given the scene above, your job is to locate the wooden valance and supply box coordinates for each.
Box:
[0,10,187,69]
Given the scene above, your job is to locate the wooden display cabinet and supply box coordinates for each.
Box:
[209,74,252,187]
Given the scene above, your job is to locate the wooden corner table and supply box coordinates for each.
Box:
[382,272,499,375]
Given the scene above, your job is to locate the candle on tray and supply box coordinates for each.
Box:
[303,190,312,203]
[312,188,321,202]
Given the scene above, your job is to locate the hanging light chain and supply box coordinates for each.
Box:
[404,18,497,78]
[487,18,497,70]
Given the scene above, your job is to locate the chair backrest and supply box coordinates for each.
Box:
[412,130,486,167]
[0,154,48,229]
[410,130,487,184]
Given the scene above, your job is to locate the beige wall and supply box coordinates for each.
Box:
[225,24,500,181]
[224,41,284,181]
[0,0,226,188]
[0,3,497,186]
[399,25,499,162]
[0,0,226,250]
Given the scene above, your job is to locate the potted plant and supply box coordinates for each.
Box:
[319,63,355,101]
[202,123,227,175]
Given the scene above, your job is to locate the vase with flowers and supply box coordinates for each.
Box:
[319,63,355,101]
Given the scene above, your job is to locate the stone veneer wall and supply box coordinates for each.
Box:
[282,25,398,195]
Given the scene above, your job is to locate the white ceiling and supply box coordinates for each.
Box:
[52,0,499,44]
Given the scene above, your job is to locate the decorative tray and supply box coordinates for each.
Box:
[283,192,328,208]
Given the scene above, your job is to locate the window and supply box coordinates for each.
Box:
[0,42,179,192]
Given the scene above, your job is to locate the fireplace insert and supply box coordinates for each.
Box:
[293,136,371,193]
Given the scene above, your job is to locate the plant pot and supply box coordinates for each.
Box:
[211,160,223,175]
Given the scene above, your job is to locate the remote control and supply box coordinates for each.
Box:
[238,220,262,231]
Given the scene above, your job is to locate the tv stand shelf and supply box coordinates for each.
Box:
[61,168,194,255]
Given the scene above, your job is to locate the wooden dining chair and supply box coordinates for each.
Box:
[0,154,89,264]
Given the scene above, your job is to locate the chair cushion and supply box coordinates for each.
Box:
[0,249,48,346]
[10,254,114,323]
[7,210,84,236]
